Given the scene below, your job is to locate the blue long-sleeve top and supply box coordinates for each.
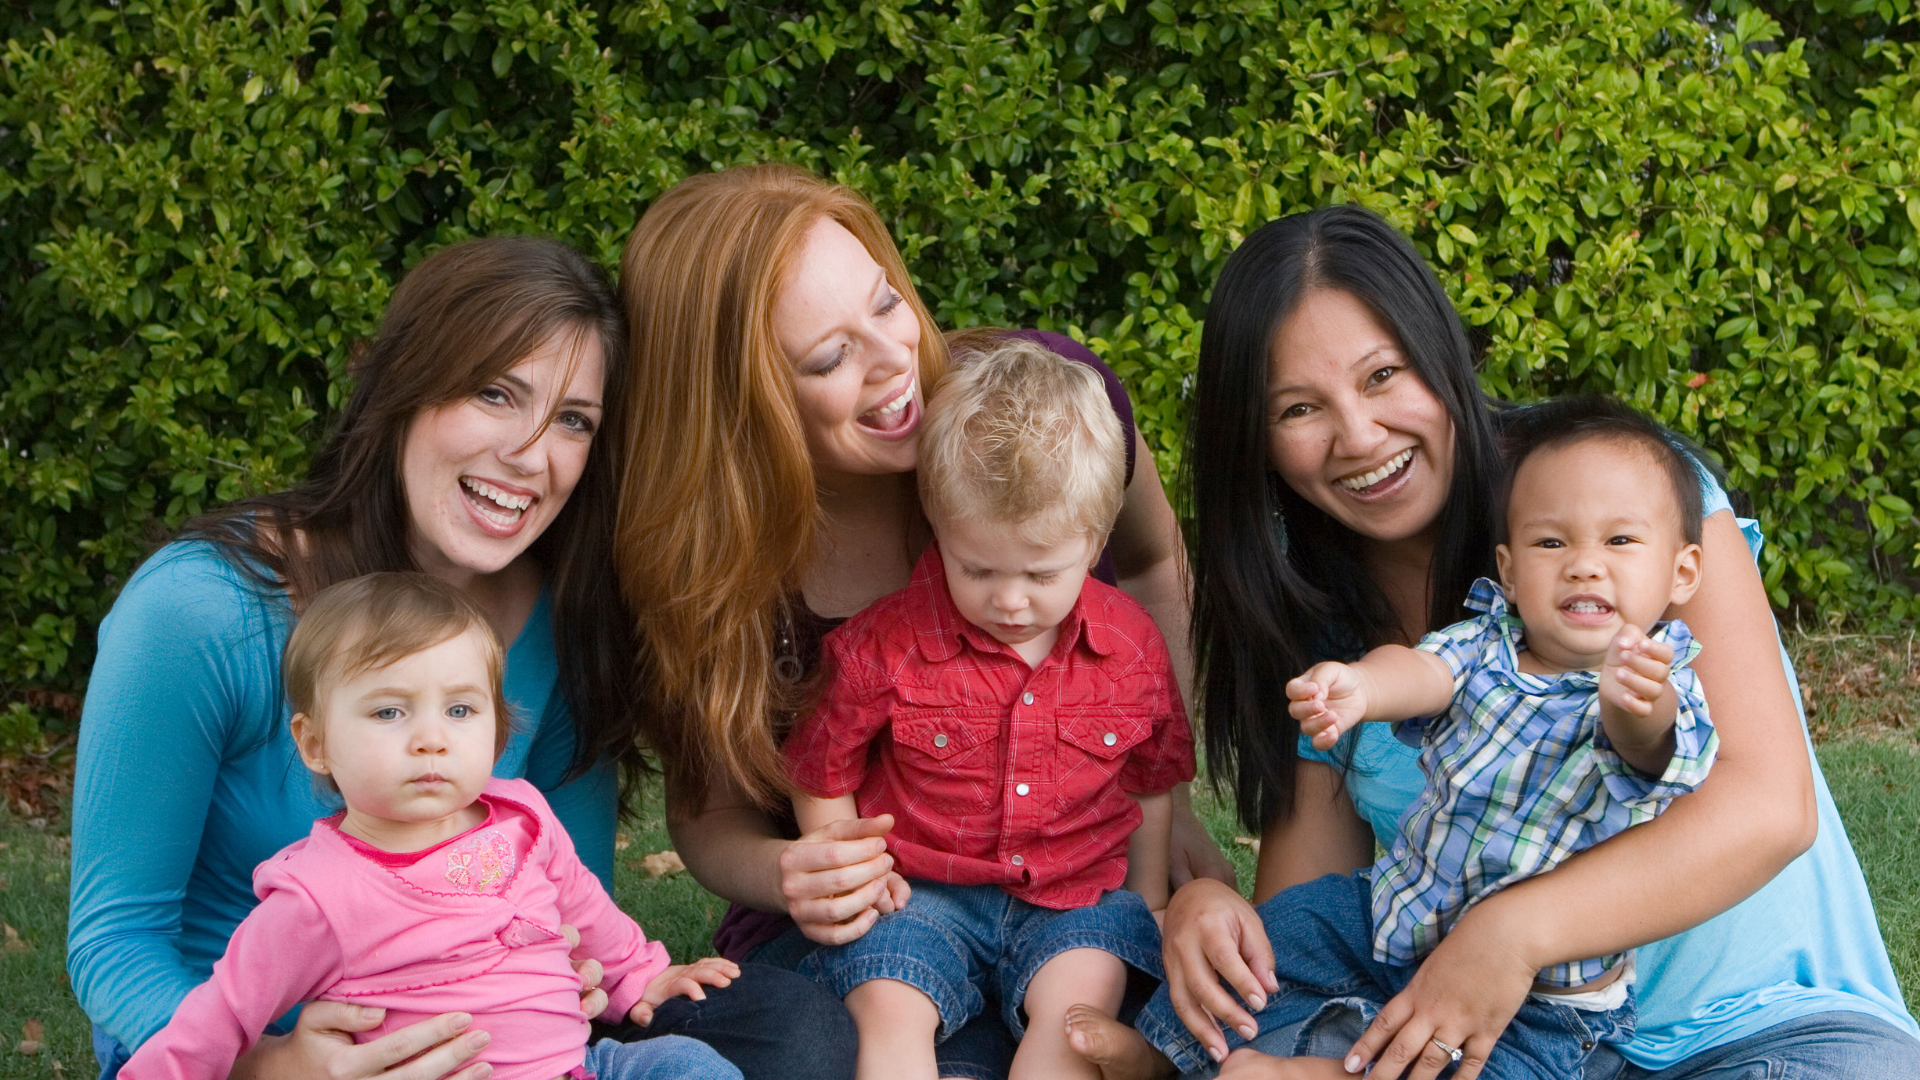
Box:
[68,541,618,1052]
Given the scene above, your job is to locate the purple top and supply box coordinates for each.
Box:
[711,330,1142,961]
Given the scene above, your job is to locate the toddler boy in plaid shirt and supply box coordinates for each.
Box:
[783,337,1194,1080]
[1273,397,1719,1076]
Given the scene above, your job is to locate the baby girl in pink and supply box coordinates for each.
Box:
[121,573,741,1080]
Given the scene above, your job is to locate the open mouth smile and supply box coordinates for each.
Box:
[1560,596,1616,625]
[857,377,918,436]
[1336,448,1415,494]
[461,476,535,532]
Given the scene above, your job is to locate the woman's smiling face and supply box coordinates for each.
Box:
[400,328,605,582]
[1265,287,1456,545]
[774,217,924,480]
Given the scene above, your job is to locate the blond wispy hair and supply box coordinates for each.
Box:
[617,164,951,813]
[919,337,1126,546]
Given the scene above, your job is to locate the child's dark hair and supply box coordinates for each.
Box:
[1498,396,1704,545]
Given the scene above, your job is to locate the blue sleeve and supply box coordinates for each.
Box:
[68,545,290,1049]
[522,691,618,891]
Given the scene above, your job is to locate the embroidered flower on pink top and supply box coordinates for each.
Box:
[444,828,517,893]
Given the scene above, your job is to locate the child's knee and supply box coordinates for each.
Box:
[846,977,942,1028]
[1025,948,1128,1014]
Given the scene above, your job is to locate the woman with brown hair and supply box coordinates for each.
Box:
[68,236,851,1080]
[617,164,1229,1078]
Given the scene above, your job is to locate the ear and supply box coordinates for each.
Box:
[1669,542,1704,606]
[289,712,330,775]
[1495,543,1515,597]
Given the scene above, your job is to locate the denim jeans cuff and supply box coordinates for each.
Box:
[819,953,978,1042]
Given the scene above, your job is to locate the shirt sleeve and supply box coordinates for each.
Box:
[118,882,343,1080]
[782,629,894,799]
[1400,614,1493,746]
[67,545,289,1050]
[1118,646,1196,796]
[1590,629,1720,809]
[525,784,668,1021]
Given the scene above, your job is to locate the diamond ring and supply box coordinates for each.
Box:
[1430,1036,1464,1065]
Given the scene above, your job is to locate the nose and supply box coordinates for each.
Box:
[865,323,914,382]
[412,719,450,755]
[1564,544,1607,580]
[992,583,1030,614]
[1327,395,1389,464]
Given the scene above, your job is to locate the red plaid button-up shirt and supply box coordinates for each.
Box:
[784,544,1194,910]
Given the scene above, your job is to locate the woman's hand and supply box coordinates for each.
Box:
[559,924,609,1018]
[229,1001,492,1080]
[629,957,743,1026]
[1339,912,1537,1080]
[1160,878,1281,1064]
[779,814,901,944]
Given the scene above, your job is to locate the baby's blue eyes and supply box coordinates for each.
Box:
[448,704,474,718]
[373,706,402,720]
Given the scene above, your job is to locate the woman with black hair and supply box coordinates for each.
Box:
[1071,206,1917,1078]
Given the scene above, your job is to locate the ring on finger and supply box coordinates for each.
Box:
[1429,1036,1464,1065]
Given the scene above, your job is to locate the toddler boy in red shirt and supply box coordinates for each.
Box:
[783,337,1195,1080]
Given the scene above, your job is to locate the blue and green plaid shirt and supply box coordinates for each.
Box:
[1371,578,1718,987]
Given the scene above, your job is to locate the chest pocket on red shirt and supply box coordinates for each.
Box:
[1055,708,1152,815]
[891,707,1001,815]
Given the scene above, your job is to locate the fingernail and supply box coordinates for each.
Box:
[470,1030,491,1049]
[1346,1054,1364,1073]
[448,1012,469,1030]
[363,1006,386,1022]
[1210,1045,1227,1063]
[1248,993,1266,1011]
[1239,1023,1257,1039]
[475,1068,492,1080]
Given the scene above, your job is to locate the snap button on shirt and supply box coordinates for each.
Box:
[1103,731,1118,746]
[1016,783,1030,796]
[933,733,948,748]
[1011,855,1024,866]
[1023,692,1034,705]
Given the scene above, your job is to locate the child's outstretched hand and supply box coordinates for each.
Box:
[1287,661,1370,751]
[1599,625,1674,718]
[629,957,742,1027]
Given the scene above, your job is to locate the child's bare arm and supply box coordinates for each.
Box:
[1599,626,1680,775]
[1287,645,1456,750]
[792,793,860,836]
[1125,790,1174,911]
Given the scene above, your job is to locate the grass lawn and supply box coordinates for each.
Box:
[2,633,1915,1077]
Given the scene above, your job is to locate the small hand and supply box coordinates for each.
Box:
[629,957,743,1027]
[1599,626,1674,719]
[1287,662,1368,751]
[872,870,912,916]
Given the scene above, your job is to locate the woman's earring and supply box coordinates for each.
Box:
[1267,475,1291,555]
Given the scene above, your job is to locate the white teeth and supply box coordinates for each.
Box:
[864,379,915,420]
[1566,601,1609,614]
[1337,449,1414,491]
[461,477,531,514]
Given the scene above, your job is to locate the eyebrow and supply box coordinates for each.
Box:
[500,371,602,411]
[1267,345,1397,399]
[790,266,891,363]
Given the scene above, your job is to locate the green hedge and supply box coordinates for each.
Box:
[2,0,1917,723]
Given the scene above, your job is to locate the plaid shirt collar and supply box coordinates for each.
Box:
[1463,577,1699,688]
[905,542,1116,665]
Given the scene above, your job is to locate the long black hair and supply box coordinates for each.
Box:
[182,237,644,798]
[1187,205,1503,832]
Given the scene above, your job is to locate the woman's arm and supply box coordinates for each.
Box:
[1125,791,1175,911]
[1344,509,1819,1080]
[665,771,900,944]
[1253,760,1376,903]
[1109,430,1239,888]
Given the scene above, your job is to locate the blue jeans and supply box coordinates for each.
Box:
[583,1032,740,1080]
[1578,1011,1920,1079]
[799,880,1163,1042]
[1135,873,1632,1079]
[95,964,855,1080]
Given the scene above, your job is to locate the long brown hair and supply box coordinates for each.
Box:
[618,164,949,814]
[185,236,643,789]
